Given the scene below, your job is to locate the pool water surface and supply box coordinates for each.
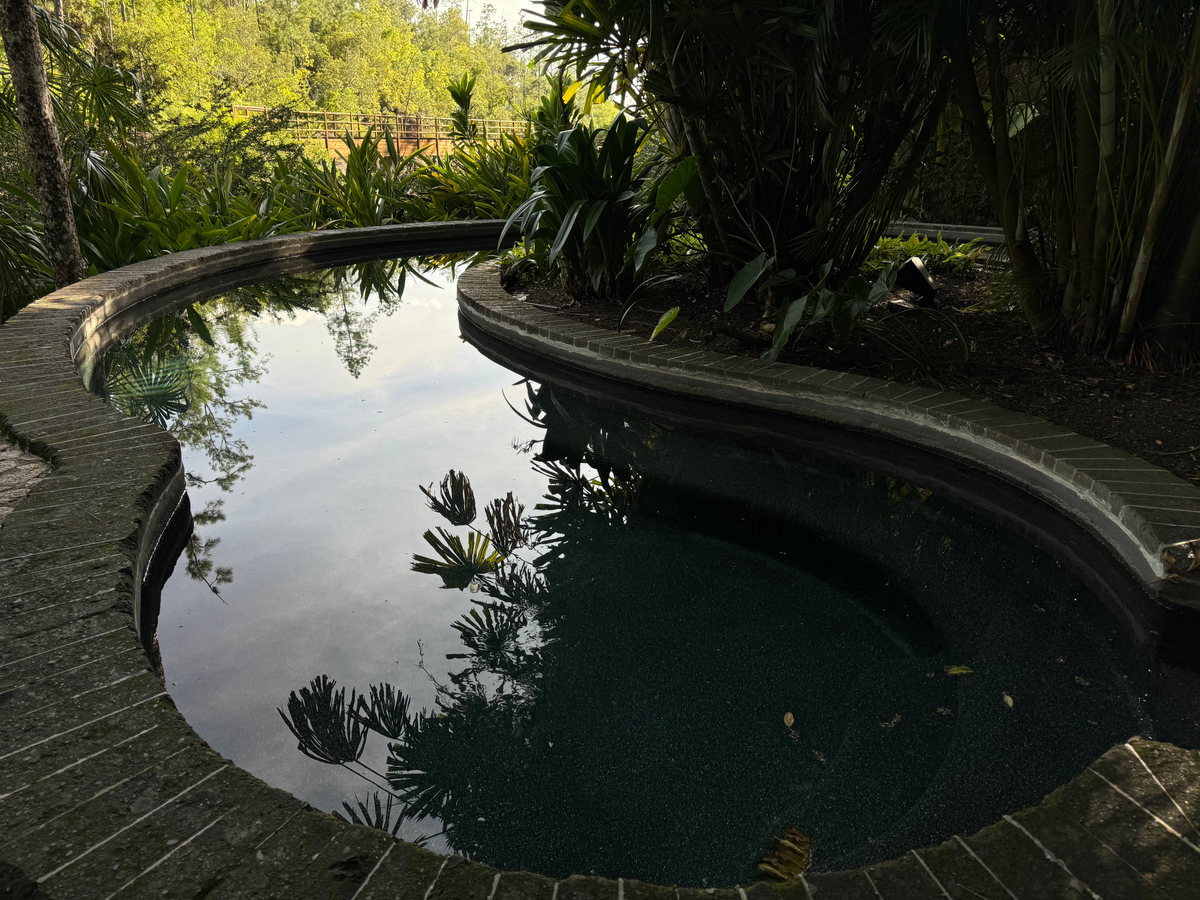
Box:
[101,261,1165,886]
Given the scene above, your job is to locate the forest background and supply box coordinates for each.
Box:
[41,0,542,118]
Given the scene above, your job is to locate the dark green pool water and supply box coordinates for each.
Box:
[102,261,1166,887]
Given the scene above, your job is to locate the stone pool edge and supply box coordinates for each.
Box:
[456,264,1200,621]
[0,227,1195,900]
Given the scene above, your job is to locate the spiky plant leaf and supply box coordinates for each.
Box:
[411,527,502,589]
[485,493,528,557]
[355,683,411,741]
[420,470,477,526]
[278,675,367,765]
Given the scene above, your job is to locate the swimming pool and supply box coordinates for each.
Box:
[98,259,1179,887]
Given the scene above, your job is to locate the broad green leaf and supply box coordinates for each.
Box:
[168,167,188,210]
[764,294,809,362]
[724,252,773,312]
[944,665,973,675]
[650,307,680,341]
[185,304,215,346]
[656,156,699,213]
[581,200,607,240]
[632,224,659,272]
[548,199,585,265]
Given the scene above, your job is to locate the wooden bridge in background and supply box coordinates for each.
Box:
[232,106,525,158]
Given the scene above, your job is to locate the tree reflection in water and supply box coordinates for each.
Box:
[279,382,966,885]
[279,371,1157,885]
[97,259,427,598]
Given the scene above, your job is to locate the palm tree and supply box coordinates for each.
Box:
[515,0,952,295]
[0,1,85,288]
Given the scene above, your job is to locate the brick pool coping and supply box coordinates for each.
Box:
[0,227,1197,899]
[457,265,1200,627]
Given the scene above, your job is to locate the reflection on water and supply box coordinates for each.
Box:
[96,259,431,599]
[278,381,1153,886]
[103,263,1159,887]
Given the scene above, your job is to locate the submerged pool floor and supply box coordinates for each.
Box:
[101,262,1170,886]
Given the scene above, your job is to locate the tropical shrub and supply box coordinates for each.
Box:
[502,115,680,302]
[293,130,426,230]
[937,0,1200,355]
[863,234,984,277]
[519,0,951,294]
[405,130,534,221]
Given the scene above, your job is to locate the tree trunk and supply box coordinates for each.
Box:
[1050,82,1075,311]
[51,0,62,22]
[951,24,1054,332]
[1116,14,1200,354]
[665,56,733,267]
[0,0,86,288]
[1089,0,1116,348]
[1073,0,1100,340]
[1149,202,1200,352]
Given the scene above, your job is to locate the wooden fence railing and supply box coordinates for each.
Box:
[231,106,525,155]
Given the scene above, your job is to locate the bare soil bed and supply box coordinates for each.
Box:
[508,269,1200,485]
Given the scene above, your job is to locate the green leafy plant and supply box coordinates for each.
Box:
[411,527,503,590]
[355,683,411,741]
[405,129,533,221]
[517,0,952,299]
[502,115,680,301]
[420,469,477,526]
[278,675,367,766]
[447,72,478,142]
[295,130,425,229]
[864,234,983,276]
[726,256,898,363]
[335,793,405,836]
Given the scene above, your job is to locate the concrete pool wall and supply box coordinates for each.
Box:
[1,225,1199,899]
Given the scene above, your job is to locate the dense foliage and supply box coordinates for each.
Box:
[942,0,1200,356]
[63,0,536,117]
[4,0,1199,361]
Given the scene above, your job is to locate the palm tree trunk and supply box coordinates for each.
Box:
[1088,0,1117,348]
[951,24,1054,333]
[1072,0,1100,340]
[1149,202,1200,352]
[0,0,86,288]
[1115,14,1200,354]
[664,53,734,268]
[51,0,62,22]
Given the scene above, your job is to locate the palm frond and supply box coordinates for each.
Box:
[278,675,367,766]
[411,527,502,589]
[420,470,477,526]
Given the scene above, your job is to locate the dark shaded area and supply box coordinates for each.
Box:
[533,273,1200,487]
[281,382,1172,886]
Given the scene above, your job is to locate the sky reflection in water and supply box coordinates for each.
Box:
[142,265,548,851]
[105,262,1156,887]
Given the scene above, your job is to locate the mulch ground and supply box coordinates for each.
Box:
[508,269,1200,485]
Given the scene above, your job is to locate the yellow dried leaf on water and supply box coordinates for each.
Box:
[783,712,795,728]
[944,665,973,675]
[756,825,812,881]
[1003,693,1014,708]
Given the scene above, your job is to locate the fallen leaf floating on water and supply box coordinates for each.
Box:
[756,825,812,882]
[944,665,973,675]
[1003,693,1015,708]
[880,714,901,729]
[783,712,795,728]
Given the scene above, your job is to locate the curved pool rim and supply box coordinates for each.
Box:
[0,224,1197,899]
[457,264,1200,655]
